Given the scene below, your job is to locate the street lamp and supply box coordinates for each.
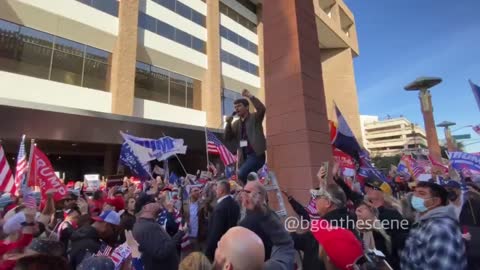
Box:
[437,121,456,152]
[404,77,442,161]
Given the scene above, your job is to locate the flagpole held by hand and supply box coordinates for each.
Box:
[25,138,35,188]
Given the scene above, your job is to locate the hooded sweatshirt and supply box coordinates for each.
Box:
[400,205,467,270]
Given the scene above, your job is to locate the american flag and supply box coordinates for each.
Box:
[23,191,37,209]
[207,131,236,166]
[15,135,28,189]
[0,145,16,194]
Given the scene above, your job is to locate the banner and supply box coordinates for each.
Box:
[333,147,356,177]
[331,106,362,162]
[120,132,187,162]
[120,140,151,180]
[449,151,480,175]
[28,146,67,201]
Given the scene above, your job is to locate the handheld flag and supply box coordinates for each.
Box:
[473,124,480,136]
[0,144,16,194]
[15,135,28,190]
[120,139,151,180]
[207,131,236,166]
[469,80,480,111]
[332,106,362,162]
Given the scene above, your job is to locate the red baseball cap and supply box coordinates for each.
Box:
[105,196,125,212]
[311,220,363,270]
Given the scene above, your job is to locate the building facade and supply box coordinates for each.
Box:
[361,116,428,157]
[0,0,362,190]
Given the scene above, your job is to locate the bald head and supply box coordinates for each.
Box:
[214,227,265,270]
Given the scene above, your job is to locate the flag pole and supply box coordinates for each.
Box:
[204,126,210,170]
[161,132,188,177]
[24,138,34,188]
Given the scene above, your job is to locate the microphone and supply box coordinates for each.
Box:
[231,111,237,116]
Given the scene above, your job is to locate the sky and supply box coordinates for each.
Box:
[344,0,480,152]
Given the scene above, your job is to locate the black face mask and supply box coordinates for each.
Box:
[448,191,459,202]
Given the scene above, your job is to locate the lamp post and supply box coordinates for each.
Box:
[404,77,442,161]
[437,121,456,152]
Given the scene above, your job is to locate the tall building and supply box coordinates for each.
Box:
[0,0,362,190]
[361,116,428,157]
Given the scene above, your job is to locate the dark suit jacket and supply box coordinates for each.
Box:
[205,196,240,261]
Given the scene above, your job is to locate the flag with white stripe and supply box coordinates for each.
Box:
[0,145,15,194]
[207,131,236,166]
[15,135,28,189]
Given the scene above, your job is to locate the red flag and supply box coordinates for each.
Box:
[28,146,66,201]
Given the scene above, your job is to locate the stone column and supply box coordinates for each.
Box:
[444,127,456,153]
[419,90,441,160]
[110,0,139,116]
[263,0,333,205]
[203,0,222,128]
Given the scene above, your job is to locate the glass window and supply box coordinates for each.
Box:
[92,0,118,16]
[238,37,248,50]
[174,29,191,47]
[192,11,205,26]
[77,0,93,6]
[186,79,193,108]
[226,29,238,44]
[175,1,192,20]
[169,74,186,107]
[219,3,229,15]
[54,37,85,57]
[135,62,154,100]
[228,53,239,67]
[139,12,156,33]
[220,50,229,62]
[192,37,205,53]
[239,59,249,72]
[159,0,175,11]
[83,59,108,91]
[85,46,109,63]
[50,49,84,86]
[150,65,169,103]
[248,42,258,54]
[156,21,175,40]
[249,63,259,76]
[14,39,52,79]
[220,26,228,38]
[19,27,53,48]
[222,88,242,116]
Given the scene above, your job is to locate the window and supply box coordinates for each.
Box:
[50,37,85,86]
[186,79,194,109]
[153,0,205,27]
[175,29,191,47]
[221,26,258,54]
[139,13,156,33]
[222,88,242,116]
[151,65,169,103]
[192,11,205,26]
[192,37,205,53]
[219,2,257,33]
[220,50,258,76]
[158,0,175,11]
[83,46,109,91]
[156,20,175,40]
[226,29,238,44]
[175,1,192,20]
[169,73,187,107]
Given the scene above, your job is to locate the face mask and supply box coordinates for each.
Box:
[411,195,429,213]
[448,191,458,202]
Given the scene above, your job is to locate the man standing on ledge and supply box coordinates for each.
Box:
[225,89,266,186]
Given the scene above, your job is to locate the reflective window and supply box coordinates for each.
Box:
[75,0,118,16]
[222,88,242,116]
[219,2,256,33]
[220,50,258,76]
[134,61,199,109]
[138,12,206,53]
[153,0,206,27]
[0,19,111,91]
[220,26,257,54]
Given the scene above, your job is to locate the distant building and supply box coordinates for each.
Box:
[361,116,428,157]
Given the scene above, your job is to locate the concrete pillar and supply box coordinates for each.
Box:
[193,79,202,111]
[203,0,222,128]
[321,48,362,142]
[263,0,333,205]
[444,128,456,153]
[419,90,441,160]
[257,4,266,104]
[110,0,139,116]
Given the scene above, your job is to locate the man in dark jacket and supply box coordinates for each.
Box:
[225,89,266,185]
[133,202,187,270]
[205,181,240,261]
[68,210,121,269]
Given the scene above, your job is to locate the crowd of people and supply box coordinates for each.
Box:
[0,163,478,270]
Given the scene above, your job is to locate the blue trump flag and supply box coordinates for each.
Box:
[120,132,187,162]
[449,151,480,174]
[358,150,387,181]
[332,105,362,162]
[120,140,151,180]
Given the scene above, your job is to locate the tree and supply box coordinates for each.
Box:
[371,155,401,171]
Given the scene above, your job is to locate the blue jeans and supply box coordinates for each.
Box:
[238,153,266,185]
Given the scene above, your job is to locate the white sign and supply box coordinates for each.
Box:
[84,174,100,191]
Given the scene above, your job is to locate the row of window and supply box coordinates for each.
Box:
[219,2,257,33]
[221,50,258,76]
[151,0,206,27]
[76,0,118,17]
[0,19,111,91]
[138,12,206,53]
[0,19,199,110]
[135,61,198,109]
[220,25,257,54]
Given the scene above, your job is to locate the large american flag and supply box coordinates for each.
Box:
[15,135,28,189]
[207,131,236,166]
[0,145,16,194]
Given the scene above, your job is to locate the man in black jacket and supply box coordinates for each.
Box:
[205,180,240,261]
[225,89,266,185]
[133,202,187,270]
